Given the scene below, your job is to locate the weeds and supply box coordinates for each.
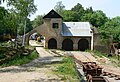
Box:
[90,50,120,67]
[54,57,79,81]
[0,50,39,67]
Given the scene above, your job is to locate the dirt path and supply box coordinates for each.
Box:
[71,51,97,63]
[0,65,61,82]
[0,47,63,82]
[36,47,53,57]
[29,40,42,46]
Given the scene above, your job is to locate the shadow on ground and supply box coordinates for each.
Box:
[0,56,63,73]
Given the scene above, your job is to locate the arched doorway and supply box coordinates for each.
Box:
[62,39,73,51]
[48,38,57,49]
[29,32,45,47]
[78,39,89,51]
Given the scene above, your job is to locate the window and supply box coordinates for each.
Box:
[53,23,59,28]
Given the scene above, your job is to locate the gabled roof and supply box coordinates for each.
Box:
[61,22,93,37]
[43,9,63,19]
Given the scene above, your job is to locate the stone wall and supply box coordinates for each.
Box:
[93,33,110,54]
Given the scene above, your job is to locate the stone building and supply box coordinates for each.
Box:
[25,9,109,52]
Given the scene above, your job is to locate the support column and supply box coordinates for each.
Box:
[73,39,78,50]
[91,33,93,50]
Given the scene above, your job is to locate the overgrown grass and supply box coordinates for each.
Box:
[0,50,39,67]
[90,50,120,67]
[92,50,108,58]
[54,57,79,81]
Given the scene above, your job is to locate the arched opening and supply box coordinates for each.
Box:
[29,32,45,47]
[48,38,57,49]
[78,39,89,51]
[62,39,73,51]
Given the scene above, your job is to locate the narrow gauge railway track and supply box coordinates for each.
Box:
[50,50,120,82]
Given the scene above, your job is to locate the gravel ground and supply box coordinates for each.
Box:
[0,65,62,82]
[0,45,63,82]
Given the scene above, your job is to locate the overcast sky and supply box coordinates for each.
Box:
[1,0,120,20]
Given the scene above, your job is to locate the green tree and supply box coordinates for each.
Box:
[26,18,33,33]
[100,16,120,42]
[54,1,65,15]
[62,10,79,22]
[0,6,19,43]
[19,18,33,35]
[32,15,43,28]
[7,0,37,46]
[0,7,9,35]
[85,7,93,13]
[91,10,108,27]
[5,10,18,36]
[71,3,84,12]
[71,3,85,21]
[82,10,108,27]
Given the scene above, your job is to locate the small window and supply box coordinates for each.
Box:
[53,23,59,28]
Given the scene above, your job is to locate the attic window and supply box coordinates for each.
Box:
[53,23,59,28]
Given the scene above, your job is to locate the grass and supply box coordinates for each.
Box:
[54,57,79,82]
[92,50,108,58]
[0,50,39,67]
[90,50,120,67]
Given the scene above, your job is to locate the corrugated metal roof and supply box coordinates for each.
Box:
[61,22,93,36]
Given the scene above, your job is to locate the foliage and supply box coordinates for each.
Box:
[92,50,120,67]
[71,3,85,21]
[7,0,37,17]
[8,0,36,35]
[55,57,79,81]
[0,50,39,67]
[0,0,36,44]
[82,10,108,27]
[71,3,84,13]
[32,15,43,28]
[0,7,9,35]
[7,0,37,46]
[92,50,108,58]
[18,18,33,35]
[54,1,65,15]
[62,10,79,22]
[26,18,33,33]
[99,16,120,42]
[0,7,33,38]
[61,3,108,27]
